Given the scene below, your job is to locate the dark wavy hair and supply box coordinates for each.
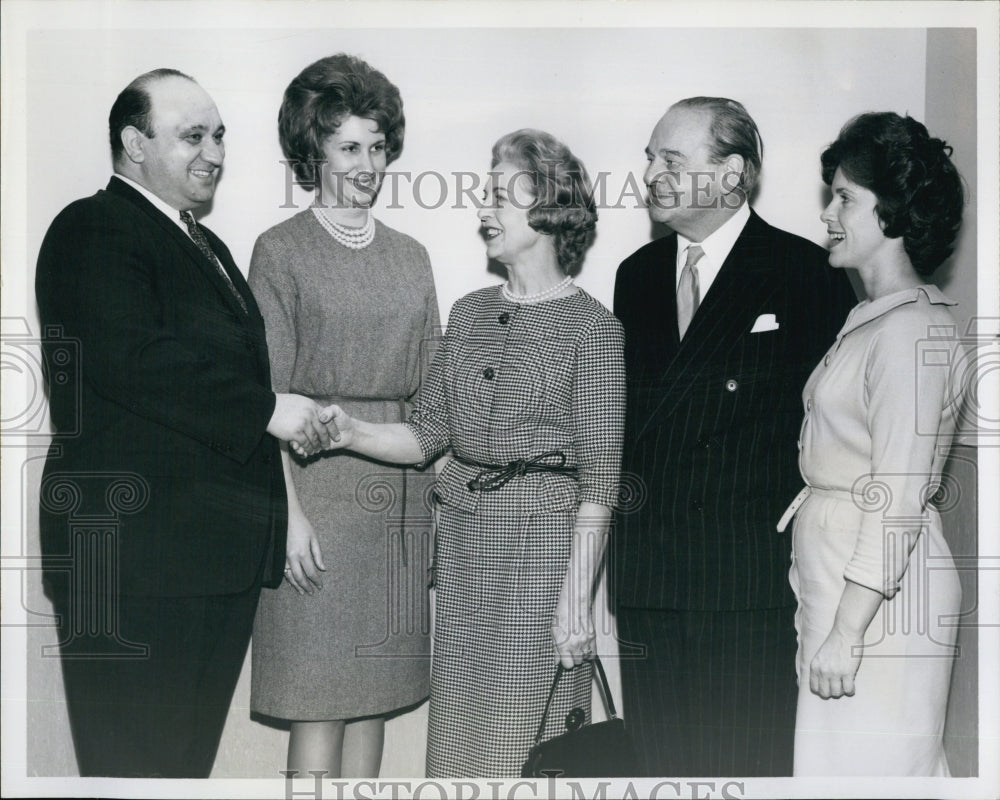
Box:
[821,112,964,275]
[278,54,405,191]
[672,96,763,197]
[491,129,598,274]
[109,68,193,164]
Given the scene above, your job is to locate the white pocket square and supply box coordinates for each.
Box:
[750,313,780,333]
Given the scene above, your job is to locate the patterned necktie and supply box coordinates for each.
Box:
[677,244,703,338]
[179,210,247,314]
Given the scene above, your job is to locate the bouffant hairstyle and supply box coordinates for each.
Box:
[672,96,763,197]
[109,68,193,164]
[278,54,404,191]
[491,129,598,274]
[821,112,964,275]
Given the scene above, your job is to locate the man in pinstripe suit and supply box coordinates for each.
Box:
[612,97,856,776]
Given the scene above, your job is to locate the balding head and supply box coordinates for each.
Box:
[113,71,226,210]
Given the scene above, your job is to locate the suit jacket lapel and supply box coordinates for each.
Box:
[659,236,682,350]
[201,224,262,325]
[635,212,784,439]
[106,178,254,323]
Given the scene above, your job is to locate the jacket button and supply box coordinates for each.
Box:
[691,500,704,512]
[806,398,813,411]
[725,379,739,392]
[498,312,510,325]
[483,366,495,380]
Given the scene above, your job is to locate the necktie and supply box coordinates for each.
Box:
[180,211,247,314]
[677,244,703,338]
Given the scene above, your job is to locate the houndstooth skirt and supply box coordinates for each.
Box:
[426,506,592,778]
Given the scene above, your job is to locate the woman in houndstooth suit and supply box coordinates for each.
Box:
[315,129,625,777]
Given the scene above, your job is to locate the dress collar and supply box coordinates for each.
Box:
[839,284,956,337]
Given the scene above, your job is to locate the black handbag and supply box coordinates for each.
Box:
[521,655,637,778]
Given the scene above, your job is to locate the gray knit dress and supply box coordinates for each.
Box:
[249,211,439,720]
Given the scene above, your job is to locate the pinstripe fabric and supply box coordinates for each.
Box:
[404,286,626,777]
[612,211,857,776]
[617,606,798,777]
[613,212,856,611]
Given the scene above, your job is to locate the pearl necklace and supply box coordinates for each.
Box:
[311,207,375,250]
[501,274,575,304]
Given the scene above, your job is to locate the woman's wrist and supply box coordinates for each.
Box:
[830,618,866,640]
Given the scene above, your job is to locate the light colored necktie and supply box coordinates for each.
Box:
[180,211,247,314]
[677,244,703,338]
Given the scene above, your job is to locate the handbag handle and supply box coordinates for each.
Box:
[532,655,618,745]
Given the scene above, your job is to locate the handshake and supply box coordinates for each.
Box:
[266,394,347,457]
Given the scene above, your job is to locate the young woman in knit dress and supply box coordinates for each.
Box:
[249,54,439,778]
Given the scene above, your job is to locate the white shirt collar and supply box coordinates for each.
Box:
[112,174,189,233]
[675,202,751,294]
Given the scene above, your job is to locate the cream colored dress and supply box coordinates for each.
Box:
[787,285,963,776]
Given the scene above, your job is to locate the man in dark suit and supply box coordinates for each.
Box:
[613,97,857,776]
[35,68,333,777]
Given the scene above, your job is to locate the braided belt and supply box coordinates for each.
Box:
[454,450,577,493]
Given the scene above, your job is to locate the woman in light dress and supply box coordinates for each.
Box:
[782,111,966,776]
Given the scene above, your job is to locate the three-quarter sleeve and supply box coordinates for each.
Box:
[409,249,442,401]
[247,234,298,393]
[403,299,453,465]
[843,304,959,597]
[571,312,626,508]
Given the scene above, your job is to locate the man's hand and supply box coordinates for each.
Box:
[266,394,331,456]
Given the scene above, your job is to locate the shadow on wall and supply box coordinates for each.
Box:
[940,444,978,777]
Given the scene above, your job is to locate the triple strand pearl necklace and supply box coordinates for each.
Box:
[311,207,375,250]
[501,274,575,304]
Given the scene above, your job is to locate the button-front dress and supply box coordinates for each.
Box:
[787,285,963,776]
[248,212,439,722]
[404,286,625,777]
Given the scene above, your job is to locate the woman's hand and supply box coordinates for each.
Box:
[809,579,882,698]
[552,594,596,669]
[809,627,864,699]
[551,501,610,669]
[283,508,326,595]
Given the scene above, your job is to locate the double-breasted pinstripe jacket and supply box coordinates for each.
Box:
[613,211,857,611]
